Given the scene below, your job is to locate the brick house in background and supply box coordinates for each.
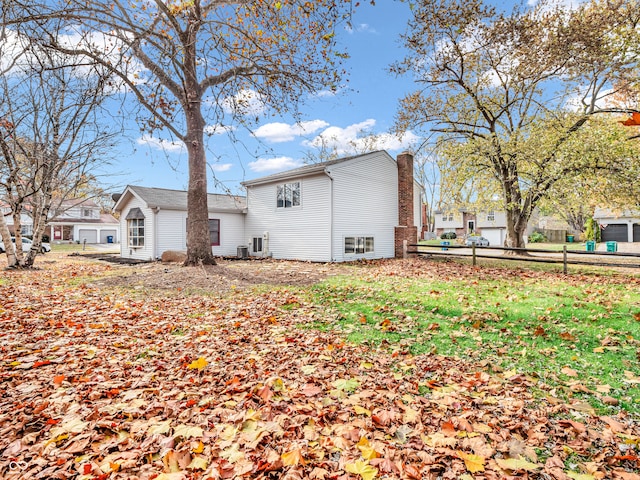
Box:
[434,208,477,238]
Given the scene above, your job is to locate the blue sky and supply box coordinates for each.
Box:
[110,1,419,195]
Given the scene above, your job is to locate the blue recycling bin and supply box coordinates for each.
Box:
[107,236,113,244]
[606,241,617,252]
[441,241,450,251]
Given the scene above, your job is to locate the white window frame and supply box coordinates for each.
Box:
[128,218,144,247]
[276,181,301,208]
[344,236,374,255]
[252,236,263,253]
[487,211,495,222]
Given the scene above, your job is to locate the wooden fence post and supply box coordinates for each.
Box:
[472,243,476,266]
[563,245,567,274]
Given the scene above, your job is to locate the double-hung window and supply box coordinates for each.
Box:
[276,182,300,208]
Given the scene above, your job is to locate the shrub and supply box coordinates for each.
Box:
[528,231,546,243]
[584,218,601,242]
[441,232,457,240]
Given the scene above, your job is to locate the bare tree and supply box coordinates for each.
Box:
[0,42,118,267]
[5,0,372,265]
[395,0,640,249]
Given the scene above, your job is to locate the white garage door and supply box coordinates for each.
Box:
[78,229,98,244]
[481,228,504,247]
[100,230,117,243]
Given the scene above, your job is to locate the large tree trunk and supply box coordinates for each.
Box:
[504,208,529,251]
[184,104,216,266]
[11,211,25,264]
[0,212,19,268]
[24,197,51,267]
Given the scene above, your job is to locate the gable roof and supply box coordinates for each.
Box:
[113,186,246,213]
[241,150,392,187]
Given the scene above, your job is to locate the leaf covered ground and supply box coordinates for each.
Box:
[1,256,639,479]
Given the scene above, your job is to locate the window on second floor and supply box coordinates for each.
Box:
[447,212,454,222]
[487,211,495,222]
[276,182,301,208]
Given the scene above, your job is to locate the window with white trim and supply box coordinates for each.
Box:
[128,219,144,247]
[276,182,301,208]
[253,237,263,253]
[344,236,374,255]
[487,211,495,222]
[126,208,145,247]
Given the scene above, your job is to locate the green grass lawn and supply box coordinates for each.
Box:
[305,264,640,415]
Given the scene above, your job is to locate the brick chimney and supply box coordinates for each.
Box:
[395,151,418,258]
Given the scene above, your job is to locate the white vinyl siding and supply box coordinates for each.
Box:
[330,152,398,261]
[156,210,245,258]
[245,174,332,262]
[476,210,507,228]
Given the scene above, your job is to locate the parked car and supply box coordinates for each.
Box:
[0,237,51,254]
[465,235,490,247]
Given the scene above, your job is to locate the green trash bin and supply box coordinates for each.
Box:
[585,240,596,252]
[566,235,574,243]
[606,241,617,252]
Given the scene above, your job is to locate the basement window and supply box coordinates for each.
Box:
[344,236,374,255]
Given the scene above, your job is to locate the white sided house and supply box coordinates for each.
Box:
[114,151,422,262]
[113,186,247,261]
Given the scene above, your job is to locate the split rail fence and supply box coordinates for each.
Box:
[406,242,640,274]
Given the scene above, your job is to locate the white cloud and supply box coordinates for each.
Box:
[248,156,303,173]
[137,134,184,153]
[204,124,236,135]
[252,120,329,143]
[209,163,233,172]
[346,23,378,35]
[222,89,266,117]
[303,119,421,155]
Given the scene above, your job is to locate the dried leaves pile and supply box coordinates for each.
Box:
[1,257,639,479]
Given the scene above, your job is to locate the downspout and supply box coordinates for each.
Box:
[152,207,160,260]
[325,168,334,261]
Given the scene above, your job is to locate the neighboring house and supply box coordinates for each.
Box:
[593,208,640,243]
[435,208,536,246]
[113,186,247,260]
[2,198,118,243]
[475,209,507,246]
[49,198,120,244]
[113,151,422,262]
[434,209,476,238]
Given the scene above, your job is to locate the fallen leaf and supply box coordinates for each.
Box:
[345,460,378,480]
[495,457,541,472]
[457,451,485,473]
[187,356,208,370]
